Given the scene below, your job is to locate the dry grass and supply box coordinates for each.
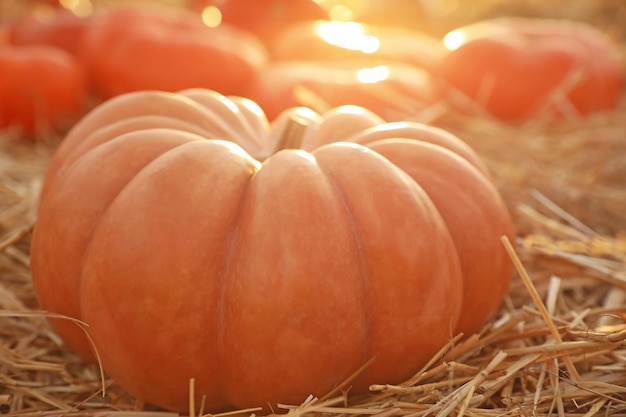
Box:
[2,1,626,416]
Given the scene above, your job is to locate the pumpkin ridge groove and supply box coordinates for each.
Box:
[30,129,203,362]
[318,166,372,367]
[56,117,217,180]
[215,164,258,408]
[76,136,206,318]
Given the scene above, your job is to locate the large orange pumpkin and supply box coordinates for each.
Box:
[31,89,515,413]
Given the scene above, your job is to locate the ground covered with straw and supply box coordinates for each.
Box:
[2,1,626,416]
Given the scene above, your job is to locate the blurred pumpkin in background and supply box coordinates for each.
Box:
[80,6,268,98]
[6,9,92,55]
[0,44,87,137]
[436,17,625,120]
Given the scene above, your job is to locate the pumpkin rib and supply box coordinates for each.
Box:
[79,138,260,411]
[316,160,373,367]
[227,95,271,146]
[307,106,385,150]
[214,164,259,408]
[75,131,213,253]
[367,139,515,336]
[312,143,463,391]
[73,132,212,275]
[347,122,491,177]
[31,129,207,361]
[46,91,243,186]
[50,115,213,185]
[217,149,369,408]
[180,89,267,153]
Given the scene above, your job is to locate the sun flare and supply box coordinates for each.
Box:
[443,30,465,50]
[201,6,222,28]
[357,65,390,83]
[59,0,92,16]
[315,21,380,54]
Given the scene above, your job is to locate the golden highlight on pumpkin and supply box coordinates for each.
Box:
[443,30,465,50]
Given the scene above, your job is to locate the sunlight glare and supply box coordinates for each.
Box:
[201,6,222,28]
[293,107,320,120]
[443,30,465,50]
[329,5,354,21]
[357,65,390,84]
[59,0,92,16]
[315,21,380,54]
[336,105,370,115]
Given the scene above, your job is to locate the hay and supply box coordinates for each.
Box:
[2,0,626,416]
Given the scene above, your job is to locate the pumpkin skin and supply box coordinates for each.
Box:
[31,89,514,412]
[7,10,92,56]
[436,17,624,120]
[80,7,268,99]
[0,44,87,136]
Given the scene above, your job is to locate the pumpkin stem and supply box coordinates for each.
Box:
[276,114,310,151]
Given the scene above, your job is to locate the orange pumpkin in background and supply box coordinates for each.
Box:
[31,88,515,413]
[436,17,625,120]
[0,44,87,137]
[80,7,268,99]
[245,60,440,121]
[6,10,92,56]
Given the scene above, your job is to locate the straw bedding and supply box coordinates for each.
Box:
[1,1,626,416]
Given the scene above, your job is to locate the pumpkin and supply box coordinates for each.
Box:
[245,60,439,121]
[31,88,515,412]
[79,7,268,99]
[7,9,92,56]
[0,44,87,137]
[436,17,624,120]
